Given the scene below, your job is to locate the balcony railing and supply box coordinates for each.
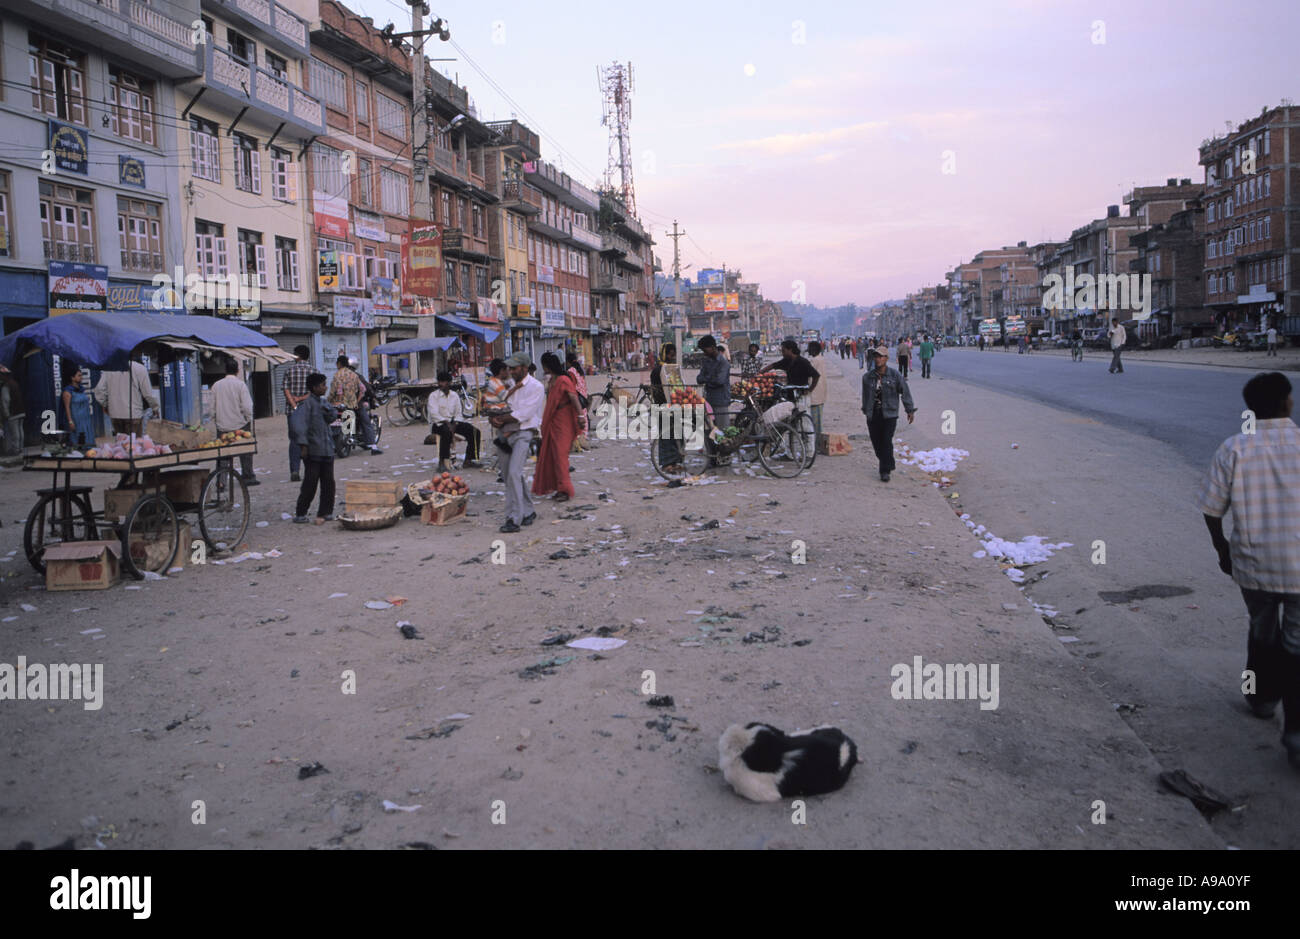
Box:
[213,46,251,91]
[204,45,323,135]
[255,67,289,113]
[273,1,306,47]
[570,225,602,251]
[293,86,321,128]
[592,270,631,292]
[45,240,96,263]
[121,249,164,272]
[128,0,188,46]
[501,179,543,214]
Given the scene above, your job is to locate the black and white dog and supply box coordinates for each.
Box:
[718,722,859,802]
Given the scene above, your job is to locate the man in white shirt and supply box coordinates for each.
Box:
[428,370,480,474]
[92,358,159,434]
[500,353,544,533]
[1107,317,1126,374]
[213,358,256,484]
[1267,325,1279,357]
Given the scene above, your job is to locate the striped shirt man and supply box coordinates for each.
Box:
[1197,417,1300,593]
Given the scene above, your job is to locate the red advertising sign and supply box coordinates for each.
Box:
[401,220,441,304]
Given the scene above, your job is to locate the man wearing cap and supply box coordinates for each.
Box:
[500,353,544,533]
[861,346,915,482]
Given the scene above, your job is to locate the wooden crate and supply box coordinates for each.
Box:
[161,468,208,505]
[104,487,146,523]
[45,540,120,591]
[147,419,217,451]
[421,494,468,526]
[817,433,854,456]
[345,478,406,511]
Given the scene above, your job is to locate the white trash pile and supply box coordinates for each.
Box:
[896,444,970,474]
[963,514,1072,580]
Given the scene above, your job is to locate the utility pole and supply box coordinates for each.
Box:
[668,221,685,367]
[410,0,429,225]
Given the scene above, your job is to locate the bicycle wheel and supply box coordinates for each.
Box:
[385,395,410,426]
[794,409,817,469]
[398,393,425,424]
[649,411,711,481]
[199,465,250,551]
[758,420,809,478]
[23,491,97,574]
[121,493,180,579]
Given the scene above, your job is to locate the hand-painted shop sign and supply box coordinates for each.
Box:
[333,296,375,329]
[540,308,566,328]
[48,120,88,175]
[48,261,107,315]
[119,155,146,188]
[212,300,261,322]
[107,282,182,312]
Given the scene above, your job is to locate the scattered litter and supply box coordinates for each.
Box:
[1058,636,1079,643]
[304,567,323,573]
[382,800,422,813]
[567,637,627,651]
[1158,769,1238,816]
[297,762,329,780]
[540,632,576,646]
[398,622,423,640]
[80,628,102,635]
[141,570,164,580]
[645,695,675,708]
[20,604,36,613]
[364,600,394,610]
[255,521,270,528]
[168,567,183,574]
[329,592,347,599]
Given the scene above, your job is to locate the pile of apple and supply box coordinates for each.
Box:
[430,471,469,498]
[670,388,704,407]
[752,372,780,399]
[200,429,254,449]
[730,380,757,398]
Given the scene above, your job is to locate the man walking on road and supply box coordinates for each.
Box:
[919,334,935,379]
[861,346,915,482]
[500,353,543,533]
[1198,371,1300,769]
[1108,317,1126,373]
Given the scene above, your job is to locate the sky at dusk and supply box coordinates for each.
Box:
[346,0,1299,306]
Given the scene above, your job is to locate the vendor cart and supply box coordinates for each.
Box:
[0,313,296,580]
[370,337,463,426]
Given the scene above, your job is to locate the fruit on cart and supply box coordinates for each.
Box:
[669,389,704,407]
[430,471,470,496]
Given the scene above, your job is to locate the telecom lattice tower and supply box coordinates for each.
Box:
[598,61,636,215]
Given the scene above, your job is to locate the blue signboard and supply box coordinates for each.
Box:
[119,155,146,188]
[48,120,88,175]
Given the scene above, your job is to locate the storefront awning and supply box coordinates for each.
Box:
[372,337,464,355]
[437,314,500,344]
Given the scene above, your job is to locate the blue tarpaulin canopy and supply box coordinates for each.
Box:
[0,312,288,371]
[371,336,464,355]
[436,314,499,344]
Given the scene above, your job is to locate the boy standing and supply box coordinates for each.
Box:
[290,373,339,524]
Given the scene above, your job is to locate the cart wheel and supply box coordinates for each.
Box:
[757,420,809,478]
[648,417,711,481]
[23,491,97,575]
[199,465,250,552]
[121,493,180,580]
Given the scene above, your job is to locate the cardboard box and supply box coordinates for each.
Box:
[421,494,468,526]
[817,433,854,456]
[161,469,208,505]
[125,524,183,572]
[147,419,217,451]
[45,540,120,591]
[167,522,194,570]
[345,478,406,511]
[104,487,145,523]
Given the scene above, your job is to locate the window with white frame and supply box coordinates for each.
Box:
[1264,216,1270,239]
[190,117,220,182]
[117,196,162,272]
[1207,202,1215,223]
[363,255,394,282]
[376,92,406,139]
[445,260,457,294]
[380,167,408,216]
[237,229,266,288]
[0,172,11,259]
[311,142,345,195]
[234,134,261,194]
[270,147,296,201]
[195,220,227,277]
[108,66,155,146]
[356,158,372,207]
[1264,129,1270,155]
[29,34,86,124]
[354,80,368,123]
[1264,173,1270,197]
[1225,196,1233,217]
[440,190,451,226]
[310,58,347,111]
[528,234,535,262]
[275,236,300,291]
[40,180,95,262]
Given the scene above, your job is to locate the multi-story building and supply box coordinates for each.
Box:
[482,119,542,362]
[524,158,599,363]
[3,0,200,432]
[177,0,324,413]
[595,189,652,366]
[1130,199,1206,338]
[1199,103,1297,337]
[307,1,414,386]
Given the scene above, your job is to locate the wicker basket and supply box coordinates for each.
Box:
[337,506,404,530]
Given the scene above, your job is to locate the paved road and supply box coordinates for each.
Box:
[924,348,1264,466]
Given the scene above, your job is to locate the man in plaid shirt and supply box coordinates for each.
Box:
[1198,371,1300,768]
[282,345,312,481]
[739,342,763,381]
[328,355,382,455]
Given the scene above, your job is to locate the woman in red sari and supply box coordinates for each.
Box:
[532,352,581,502]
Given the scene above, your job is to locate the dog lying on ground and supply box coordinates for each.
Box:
[718,722,859,802]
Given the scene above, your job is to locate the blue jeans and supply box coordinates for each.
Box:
[1239,587,1300,744]
[287,412,302,474]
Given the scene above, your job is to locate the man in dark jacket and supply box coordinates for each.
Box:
[695,335,731,466]
[861,347,916,482]
[290,373,339,523]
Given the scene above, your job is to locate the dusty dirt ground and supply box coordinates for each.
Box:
[0,358,1219,849]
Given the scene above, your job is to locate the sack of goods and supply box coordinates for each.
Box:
[761,400,794,425]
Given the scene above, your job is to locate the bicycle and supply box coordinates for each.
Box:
[588,375,650,422]
[1070,339,1084,362]
[775,383,816,470]
[649,388,808,481]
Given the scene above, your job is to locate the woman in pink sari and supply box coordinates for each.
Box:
[566,351,591,449]
[533,352,581,502]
